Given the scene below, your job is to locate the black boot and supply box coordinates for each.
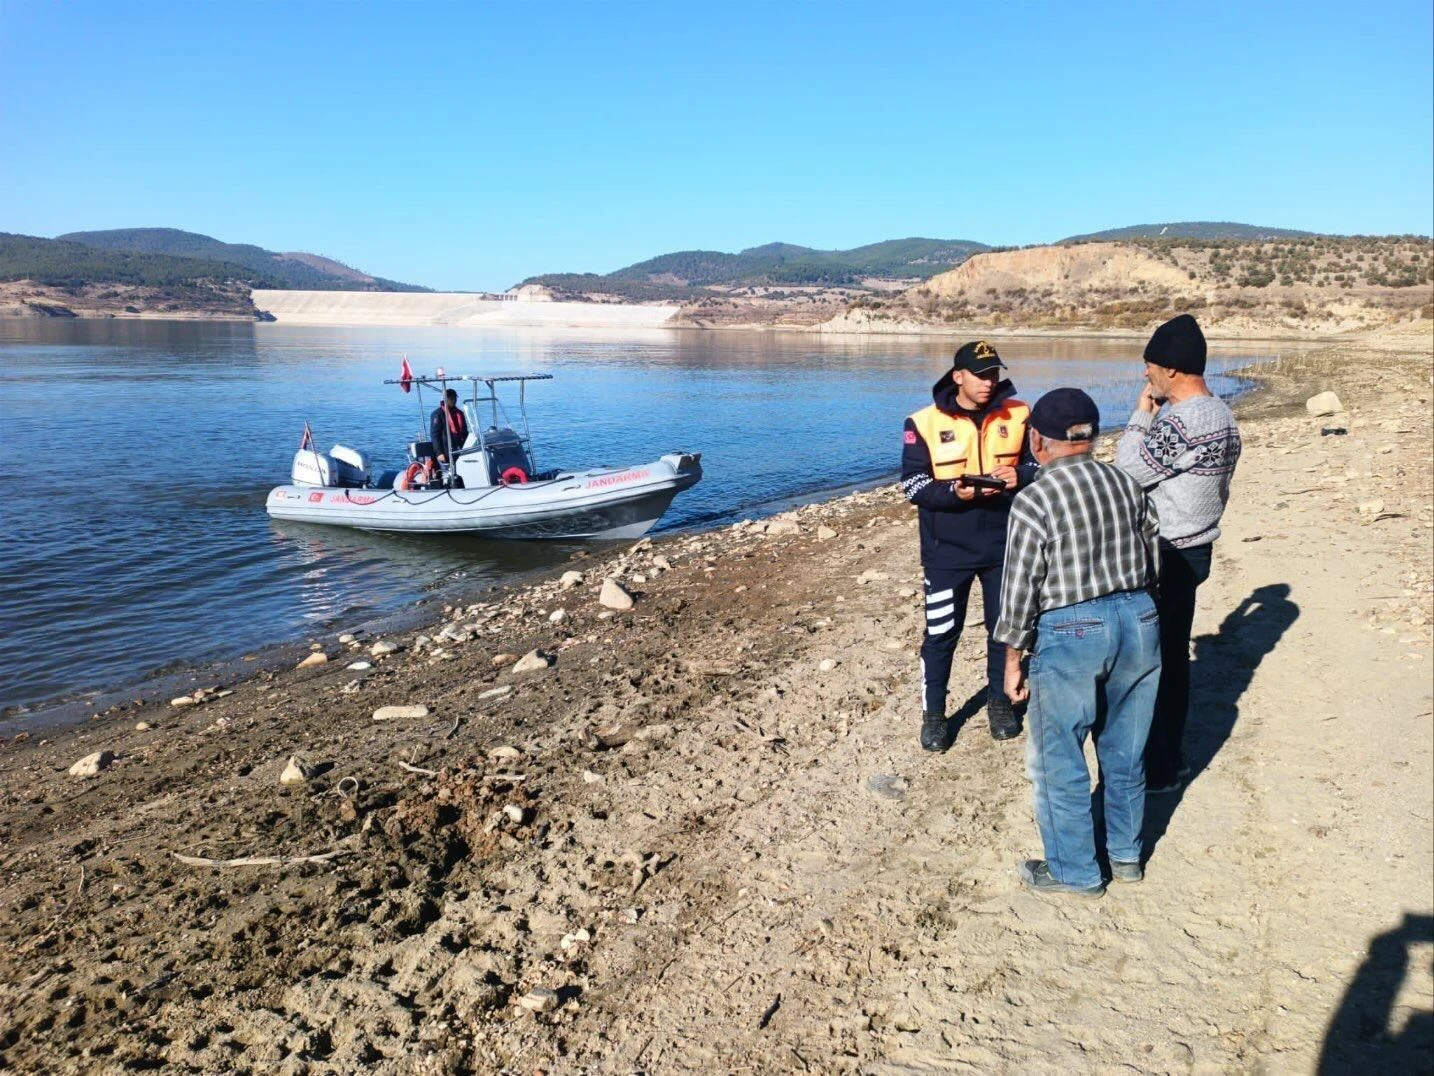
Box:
[987,691,1020,741]
[920,711,955,752]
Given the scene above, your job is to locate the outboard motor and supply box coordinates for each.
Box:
[291,444,372,488]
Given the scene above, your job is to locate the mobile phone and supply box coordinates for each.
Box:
[958,474,1008,491]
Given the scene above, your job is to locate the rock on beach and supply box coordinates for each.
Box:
[599,579,634,611]
[372,704,430,721]
[511,650,554,674]
[279,756,315,785]
[69,751,114,779]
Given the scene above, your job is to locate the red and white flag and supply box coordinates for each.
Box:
[399,356,414,393]
[299,421,313,450]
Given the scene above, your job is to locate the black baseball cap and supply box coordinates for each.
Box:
[1030,388,1100,441]
[952,340,1005,374]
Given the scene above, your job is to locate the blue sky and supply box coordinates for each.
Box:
[2,0,1430,291]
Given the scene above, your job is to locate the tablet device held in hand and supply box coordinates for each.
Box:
[957,474,1008,491]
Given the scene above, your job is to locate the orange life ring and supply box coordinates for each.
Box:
[500,466,529,486]
[397,462,424,491]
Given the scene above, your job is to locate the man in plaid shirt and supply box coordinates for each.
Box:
[994,389,1162,898]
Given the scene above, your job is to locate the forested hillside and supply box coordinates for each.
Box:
[524,237,989,298]
[56,228,427,291]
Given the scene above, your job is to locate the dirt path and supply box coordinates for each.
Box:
[1,348,1429,1073]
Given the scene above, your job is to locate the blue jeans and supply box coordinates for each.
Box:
[1026,590,1162,887]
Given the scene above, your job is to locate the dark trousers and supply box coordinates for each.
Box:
[920,563,1004,716]
[1146,540,1213,785]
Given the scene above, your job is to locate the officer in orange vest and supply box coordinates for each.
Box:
[901,341,1037,750]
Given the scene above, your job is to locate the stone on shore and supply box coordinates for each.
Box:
[370,639,401,657]
[549,608,568,623]
[69,751,114,778]
[1306,391,1344,416]
[279,755,315,785]
[817,525,838,540]
[517,987,560,1013]
[479,685,513,700]
[599,579,634,611]
[372,704,430,721]
[858,569,891,585]
[766,518,800,536]
[560,570,585,590]
[511,650,554,674]
[297,652,329,668]
[170,695,198,708]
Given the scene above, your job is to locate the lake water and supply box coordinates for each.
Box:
[0,319,1262,715]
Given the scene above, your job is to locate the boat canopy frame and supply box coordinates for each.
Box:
[381,373,555,480]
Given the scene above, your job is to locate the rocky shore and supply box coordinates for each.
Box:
[0,346,1430,1072]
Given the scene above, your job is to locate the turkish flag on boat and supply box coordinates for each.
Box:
[299,421,313,450]
[399,356,414,393]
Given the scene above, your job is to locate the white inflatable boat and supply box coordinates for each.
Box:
[265,374,702,539]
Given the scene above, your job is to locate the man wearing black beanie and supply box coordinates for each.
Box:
[1115,314,1243,794]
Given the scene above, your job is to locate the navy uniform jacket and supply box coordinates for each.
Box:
[900,372,1038,569]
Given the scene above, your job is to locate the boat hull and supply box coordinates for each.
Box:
[265,455,701,539]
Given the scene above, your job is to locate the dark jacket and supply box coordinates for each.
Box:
[901,373,1039,569]
[430,404,469,458]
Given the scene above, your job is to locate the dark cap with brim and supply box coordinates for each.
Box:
[952,340,1006,374]
[1030,387,1100,441]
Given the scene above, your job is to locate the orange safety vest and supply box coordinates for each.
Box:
[909,400,1030,480]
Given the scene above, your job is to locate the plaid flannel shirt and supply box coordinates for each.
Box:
[993,453,1161,652]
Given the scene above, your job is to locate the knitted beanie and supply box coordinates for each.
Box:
[1144,314,1207,374]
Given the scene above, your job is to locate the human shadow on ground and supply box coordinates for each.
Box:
[1318,912,1434,1073]
[1139,582,1300,862]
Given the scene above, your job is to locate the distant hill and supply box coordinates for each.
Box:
[55,228,429,291]
[525,237,989,296]
[0,232,286,288]
[1061,222,1317,243]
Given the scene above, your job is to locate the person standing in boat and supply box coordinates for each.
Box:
[1114,314,1242,796]
[901,340,1038,750]
[430,388,470,465]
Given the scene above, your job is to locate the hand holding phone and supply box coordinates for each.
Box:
[958,474,1008,491]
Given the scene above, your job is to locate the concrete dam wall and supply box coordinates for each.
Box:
[252,291,682,329]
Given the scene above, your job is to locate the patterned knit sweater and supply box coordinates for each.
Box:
[1115,394,1242,548]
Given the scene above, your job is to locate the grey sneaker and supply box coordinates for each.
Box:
[1110,860,1144,884]
[1018,859,1105,899]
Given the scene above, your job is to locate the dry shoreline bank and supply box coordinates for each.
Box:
[0,344,1430,1072]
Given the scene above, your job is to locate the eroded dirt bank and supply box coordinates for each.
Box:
[1,348,1431,1073]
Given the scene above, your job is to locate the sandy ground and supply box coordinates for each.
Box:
[0,347,1430,1073]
